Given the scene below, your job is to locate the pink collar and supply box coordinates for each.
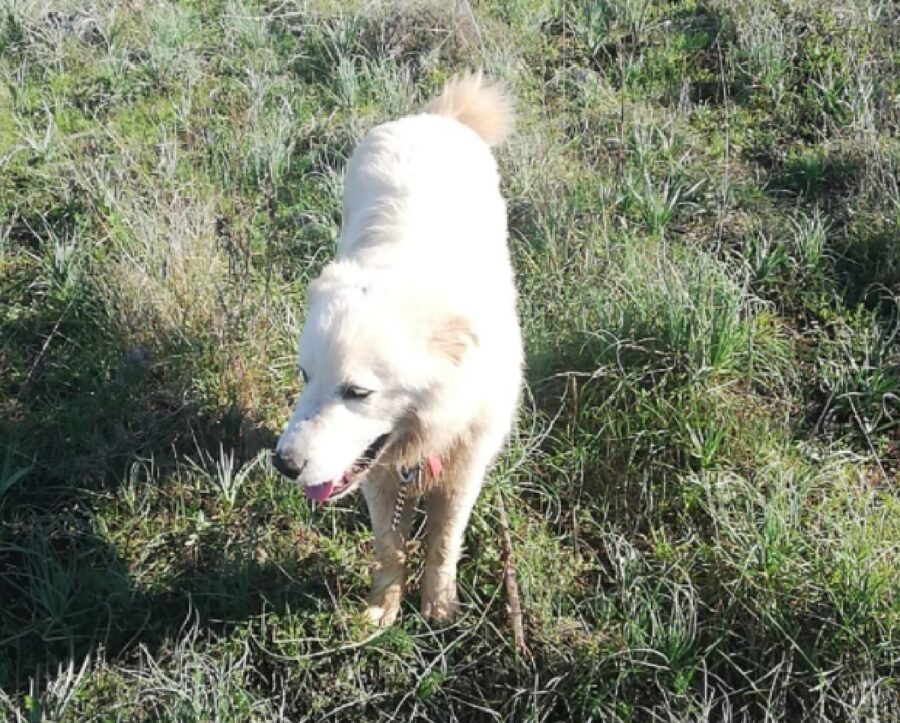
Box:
[426,454,443,479]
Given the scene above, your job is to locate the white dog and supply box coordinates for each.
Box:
[274,73,522,625]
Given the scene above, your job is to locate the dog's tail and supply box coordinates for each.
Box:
[424,71,513,147]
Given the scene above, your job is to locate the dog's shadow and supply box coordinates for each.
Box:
[0,319,358,698]
[0,509,345,692]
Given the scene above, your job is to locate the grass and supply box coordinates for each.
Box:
[1,0,898,720]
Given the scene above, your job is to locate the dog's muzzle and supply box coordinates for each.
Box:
[271,432,392,503]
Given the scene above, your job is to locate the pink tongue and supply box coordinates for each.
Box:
[303,481,334,503]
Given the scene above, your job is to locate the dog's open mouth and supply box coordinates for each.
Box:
[303,432,391,503]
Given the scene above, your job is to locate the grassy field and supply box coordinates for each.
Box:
[1,0,898,720]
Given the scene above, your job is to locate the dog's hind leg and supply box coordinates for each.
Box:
[362,468,414,626]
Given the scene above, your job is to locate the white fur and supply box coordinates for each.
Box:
[276,74,522,624]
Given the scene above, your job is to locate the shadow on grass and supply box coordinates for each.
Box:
[765,147,868,202]
[0,405,338,700]
[0,279,326,696]
[0,510,341,696]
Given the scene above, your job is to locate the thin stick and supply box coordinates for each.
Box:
[22,299,73,387]
[496,493,530,659]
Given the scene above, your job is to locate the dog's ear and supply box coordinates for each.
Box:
[430,316,478,365]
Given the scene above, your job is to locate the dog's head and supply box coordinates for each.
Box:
[274,262,476,502]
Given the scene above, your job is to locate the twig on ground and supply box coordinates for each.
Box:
[496,493,530,659]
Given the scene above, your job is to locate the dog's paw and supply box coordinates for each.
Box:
[362,601,400,627]
[420,587,459,622]
[363,582,403,627]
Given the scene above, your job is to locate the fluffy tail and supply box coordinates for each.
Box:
[424,71,514,146]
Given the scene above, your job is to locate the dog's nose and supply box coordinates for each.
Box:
[272,450,302,480]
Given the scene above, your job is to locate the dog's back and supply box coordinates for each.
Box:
[337,74,514,281]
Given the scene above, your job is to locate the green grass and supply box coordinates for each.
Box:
[1,0,898,720]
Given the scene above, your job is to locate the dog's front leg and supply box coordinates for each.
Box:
[421,450,492,622]
[362,470,413,626]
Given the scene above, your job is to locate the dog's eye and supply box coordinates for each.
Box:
[340,384,373,401]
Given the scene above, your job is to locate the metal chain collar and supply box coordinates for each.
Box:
[391,464,421,532]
